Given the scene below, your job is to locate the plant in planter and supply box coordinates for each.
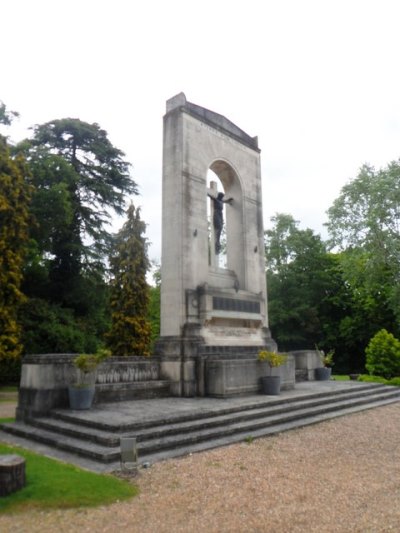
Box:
[68,348,110,409]
[258,350,288,395]
[315,345,334,381]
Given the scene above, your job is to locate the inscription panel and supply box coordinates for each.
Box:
[212,297,260,314]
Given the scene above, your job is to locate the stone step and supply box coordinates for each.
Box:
[25,384,389,446]
[50,382,387,432]
[2,385,399,466]
[28,417,121,447]
[2,421,119,462]
[141,396,400,464]
[134,388,400,455]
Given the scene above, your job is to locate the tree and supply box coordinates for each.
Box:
[265,214,340,350]
[19,118,138,298]
[106,205,152,355]
[326,162,400,326]
[0,101,19,127]
[16,118,137,353]
[148,264,161,350]
[0,106,32,380]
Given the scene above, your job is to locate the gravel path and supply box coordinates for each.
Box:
[1,402,400,532]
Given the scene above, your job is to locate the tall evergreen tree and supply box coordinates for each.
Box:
[106,204,151,355]
[16,118,137,353]
[0,105,32,379]
[19,118,138,302]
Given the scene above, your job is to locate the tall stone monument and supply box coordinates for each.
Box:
[156,93,284,397]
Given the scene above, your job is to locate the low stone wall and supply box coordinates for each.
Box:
[17,354,162,420]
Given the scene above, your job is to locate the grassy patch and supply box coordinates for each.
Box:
[358,374,400,386]
[0,443,138,514]
[0,417,15,423]
[0,386,18,393]
[332,375,350,381]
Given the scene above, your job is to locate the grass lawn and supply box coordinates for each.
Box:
[332,375,350,381]
[0,442,138,514]
[0,386,18,393]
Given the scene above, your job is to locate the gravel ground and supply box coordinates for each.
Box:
[1,402,400,532]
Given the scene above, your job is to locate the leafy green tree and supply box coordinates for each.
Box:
[326,162,400,326]
[266,214,328,347]
[106,205,151,355]
[0,106,32,380]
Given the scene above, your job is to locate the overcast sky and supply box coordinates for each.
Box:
[3,0,400,263]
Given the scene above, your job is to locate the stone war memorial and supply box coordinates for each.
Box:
[5,94,400,470]
[156,92,292,397]
[14,93,324,421]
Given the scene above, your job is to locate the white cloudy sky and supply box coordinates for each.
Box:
[2,0,400,262]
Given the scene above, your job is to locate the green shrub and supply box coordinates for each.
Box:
[365,329,400,379]
[19,298,99,354]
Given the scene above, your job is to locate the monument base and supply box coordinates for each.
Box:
[156,326,286,398]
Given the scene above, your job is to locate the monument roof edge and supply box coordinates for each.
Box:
[165,93,260,152]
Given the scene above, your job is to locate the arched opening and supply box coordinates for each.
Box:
[207,160,245,288]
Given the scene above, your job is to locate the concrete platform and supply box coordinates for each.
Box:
[1,380,399,473]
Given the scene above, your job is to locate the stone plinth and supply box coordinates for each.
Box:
[290,350,323,381]
[205,354,295,397]
[0,455,26,496]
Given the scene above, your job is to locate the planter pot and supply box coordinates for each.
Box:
[68,386,95,409]
[315,367,332,381]
[261,376,281,395]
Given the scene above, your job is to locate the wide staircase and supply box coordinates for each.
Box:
[1,382,400,470]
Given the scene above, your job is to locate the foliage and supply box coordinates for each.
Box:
[148,265,161,349]
[148,284,160,349]
[258,350,287,367]
[315,345,335,368]
[326,162,400,326]
[0,101,19,127]
[0,124,32,370]
[0,356,21,384]
[13,116,137,354]
[0,443,138,513]
[265,214,351,360]
[18,298,99,354]
[106,205,152,355]
[73,348,110,386]
[365,329,400,379]
[18,118,137,305]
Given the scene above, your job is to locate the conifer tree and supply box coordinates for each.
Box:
[0,108,32,376]
[106,204,151,355]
